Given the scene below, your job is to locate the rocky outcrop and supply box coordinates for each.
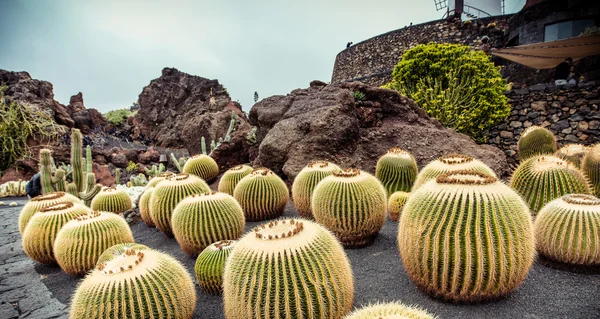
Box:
[67,92,107,133]
[249,81,510,181]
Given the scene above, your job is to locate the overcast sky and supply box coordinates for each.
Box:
[0,0,524,112]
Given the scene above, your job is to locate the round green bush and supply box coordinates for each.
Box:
[344,302,437,319]
[388,191,410,221]
[233,168,289,221]
[292,160,341,218]
[518,126,557,161]
[90,187,133,214]
[412,154,496,191]
[182,154,219,182]
[375,148,418,196]
[218,164,253,195]
[18,191,82,234]
[194,239,237,295]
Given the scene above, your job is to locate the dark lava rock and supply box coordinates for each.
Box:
[67,92,107,134]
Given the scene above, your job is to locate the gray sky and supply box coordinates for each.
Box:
[0,0,524,112]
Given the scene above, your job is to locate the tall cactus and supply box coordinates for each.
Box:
[114,168,121,185]
[71,129,85,192]
[40,149,55,194]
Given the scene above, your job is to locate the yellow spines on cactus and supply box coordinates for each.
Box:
[18,192,82,234]
[312,168,387,247]
[69,243,196,319]
[223,218,354,319]
[233,168,289,221]
[292,160,341,218]
[138,187,155,227]
[53,211,134,276]
[555,143,590,168]
[22,202,90,265]
[150,173,211,237]
[172,191,245,256]
[510,155,592,214]
[518,125,557,161]
[146,171,176,188]
[218,164,253,195]
[375,148,418,195]
[412,154,496,190]
[343,302,437,319]
[182,154,219,182]
[399,170,535,302]
[388,191,410,221]
[535,194,600,266]
[194,239,237,295]
[90,186,133,214]
[582,144,600,197]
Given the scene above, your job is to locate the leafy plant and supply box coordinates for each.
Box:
[103,108,136,126]
[353,91,366,101]
[126,161,138,173]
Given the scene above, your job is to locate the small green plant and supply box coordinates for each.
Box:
[144,163,165,178]
[200,112,236,155]
[352,90,366,101]
[246,127,257,145]
[388,191,410,221]
[103,108,136,126]
[580,26,600,36]
[170,153,187,173]
[126,160,138,173]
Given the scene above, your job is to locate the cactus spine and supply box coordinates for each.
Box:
[194,239,237,294]
[90,187,133,214]
[292,161,341,218]
[71,129,85,192]
[518,125,557,161]
[375,148,418,195]
[139,187,155,227]
[18,192,82,234]
[388,191,410,222]
[556,143,590,168]
[218,164,253,195]
[582,144,600,197]
[344,302,437,319]
[223,218,354,319]
[182,154,219,182]
[233,168,289,221]
[412,154,496,191]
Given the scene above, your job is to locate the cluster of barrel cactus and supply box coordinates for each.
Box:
[0,180,27,197]
[18,192,82,234]
[556,143,590,168]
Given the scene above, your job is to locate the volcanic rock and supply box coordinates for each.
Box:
[67,92,107,133]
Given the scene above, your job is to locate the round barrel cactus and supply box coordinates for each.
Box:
[172,191,245,256]
[194,239,237,295]
[375,148,418,195]
[138,187,155,227]
[510,155,592,214]
[218,164,253,195]
[90,187,133,214]
[150,173,211,237]
[556,143,590,168]
[182,154,219,182]
[22,202,90,265]
[18,191,81,234]
[412,154,496,191]
[312,168,387,248]
[535,194,600,266]
[53,211,135,276]
[233,168,289,221]
[388,191,410,221]
[69,243,196,319]
[344,302,437,319]
[223,218,354,319]
[518,126,557,161]
[146,172,176,188]
[582,144,600,197]
[399,170,535,302]
[292,160,341,218]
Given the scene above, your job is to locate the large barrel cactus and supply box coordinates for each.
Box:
[412,154,496,190]
[582,144,600,197]
[292,160,341,218]
[312,168,387,248]
[556,143,590,168]
[233,168,289,221]
[194,239,237,295]
[375,148,418,195]
[223,218,354,319]
[510,155,592,214]
[69,243,196,319]
[218,164,253,195]
[399,170,535,302]
[388,191,410,222]
[182,154,219,182]
[90,187,133,214]
[518,126,557,162]
[138,187,155,227]
[146,172,176,188]
[344,302,437,319]
[18,191,81,234]
[53,211,135,276]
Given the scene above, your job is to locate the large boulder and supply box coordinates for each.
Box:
[67,92,107,133]
[249,81,510,181]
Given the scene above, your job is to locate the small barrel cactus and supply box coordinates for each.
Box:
[388,191,410,221]
[146,172,176,188]
[375,148,418,195]
[510,155,592,214]
[218,164,253,195]
[518,126,557,161]
[556,143,590,168]
[138,187,156,227]
[90,187,133,214]
[53,211,135,276]
[412,154,496,191]
[69,243,196,319]
[582,144,600,197]
[233,168,289,221]
[18,191,82,234]
[182,154,219,182]
[223,218,354,319]
[150,173,211,237]
[22,202,90,265]
[399,170,535,302]
[194,239,237,295]
[292,160,341,218]
[344,302,437,319]
[535,194,600,266]
[172,191,245,256]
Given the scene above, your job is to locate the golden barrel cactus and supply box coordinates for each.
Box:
[518,126,557,162]
[90,187,133,214]
[182,154,219,182]
[146,172,176,188]
[18,191,81,234]
[292,160,341,218]
[555,143,590,168]
[138,187,155,227]
[218,164,253,195]
[194,239,237,295]
[375,148,418,195]
[388,191,410,222]
[233,168,289,221]
[582,144,600,197]
[412,154,496,191]
[344,302,437,319]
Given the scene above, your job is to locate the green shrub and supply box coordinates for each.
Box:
[126,161,138,173]
[103,108,136,126]
[353,91,366,101]
[384,43,510,141]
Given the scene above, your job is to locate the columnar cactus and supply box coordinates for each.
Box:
[194,239,237,295]
[233,168,289,221]
[582,144,600,197]
[312,168,387,247]
[223,218,354,319]
[344,302,437,319]
[218,164,253,195]
[510,155,592,214]
[53,211,135,276]
[292,161,341,218]
[556,143,590,168]
[182,154,219,182]
[398,170,535,302]
[375,148,418,195]
[172,191,245,256]
[90,187,133,214]
[146,171,176,188]
[71,129,85,192]
[150,173,211,237]
[535,194,600,266]
[69,243,196,319]
[22,202,90,264]
[18,192,82,234]
[518,126,557,161]
[388,191,410,222]
[412,154,496,190]
[138,187,155,227]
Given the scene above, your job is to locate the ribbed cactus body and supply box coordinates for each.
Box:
[344,302,437,319]
[535,194,600,266]
[518,126,557,161]
[22,202,90,265]
[312,169,387,247]
[388,191,410,222]
[399,171,535,302]
[194,240,236,294]
[218,164,253,195]
[150,173,211,237]
[223,218,354,319]
[375,148,418,195]
[510,155,592,214]
[71,129,85,192]
[582,144,600,197]
[233,168,289,221]
[90,187,133,214]
[412,154,496,191]
[146,172,176,188]
[19,192,82,234]
[172,192,245,256]
[69,243,196,319]
[292,161,341,218]
[53,211,134,276]
[138,187,155,227]
[556,144,590,168]
[40,149,55,194]
[182,154,219,182]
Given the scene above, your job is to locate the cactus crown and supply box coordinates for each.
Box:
[307,160,334,168]
[170,173,190,181]
[230,165,246,171]
[521,125,543,138]
[32,192,66,202]
[561,194,600,206]
[213,239,235,251]
[435,170,497,185]
[253,219,305,241]
[40,201,74,212]
[333,168,361,178]
[95,247,145,275]
[250,167,273,176]
[386,147,412,158]
[439,154,473,165]
[560,144,589,155]
[100,187,118,193]
[72,210,102,222]
[533,156,573,171]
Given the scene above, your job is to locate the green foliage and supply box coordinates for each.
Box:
[170,153,187,173]
[352,91,366,101]
[200,112,237,155]
[103,108,136,126]
[129,173,148,187]
[126,160,138,173]
[580,26,600,36]
[144,163,165,178]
